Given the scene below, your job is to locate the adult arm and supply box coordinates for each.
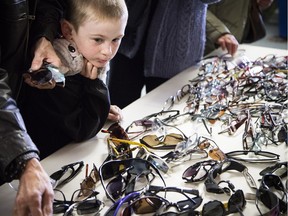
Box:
[206,10,239,56]
[30,0,66,71]
[0,68,53,215]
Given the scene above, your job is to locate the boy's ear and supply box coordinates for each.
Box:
[61,20,74,39]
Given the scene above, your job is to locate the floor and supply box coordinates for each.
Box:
[251,8,287,50]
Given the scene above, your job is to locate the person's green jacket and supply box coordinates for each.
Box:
[205,0,251,55]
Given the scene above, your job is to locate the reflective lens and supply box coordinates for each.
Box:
[182,160,218,182]
[123,196,163,215]
[202,200,225,216]
[227,190,246,213]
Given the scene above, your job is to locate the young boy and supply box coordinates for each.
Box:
[20,0,128,159]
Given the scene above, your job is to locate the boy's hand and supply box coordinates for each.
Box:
[108,105,123,122]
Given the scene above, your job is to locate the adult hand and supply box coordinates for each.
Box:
[216,33,239,56]
[13,158,54,216]
[108,105,123,122]
[30,37,62,71]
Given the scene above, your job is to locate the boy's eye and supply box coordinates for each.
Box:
[113,38,120,42]
[113,38,121,43]
[94,38,104,43]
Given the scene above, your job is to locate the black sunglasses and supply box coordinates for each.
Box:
[106,185,202,216]
[260,174,287,214]
[50,161,84,188]
[99,158,166,202]
[53,188,104,215]
[101,122,129,140]
[255,187,280,216]
[25,63,65,87]
[201,189,246,216]
[204,159,257,194]
[259,161,288,179]
[225,150,280,163]
[108,169,155,201]
[182,160,218,182]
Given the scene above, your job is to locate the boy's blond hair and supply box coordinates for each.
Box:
[65,0,128,31]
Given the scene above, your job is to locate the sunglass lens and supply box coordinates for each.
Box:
[202,200,225,216]
[106,175,125,200]
[228,190,245,213]
[108,123,129,139]
[30,67,52,84]
[208,148,226,161]
[182,165,201,181]
[163,133,184,145]
[77,199,101,215]
[124,197,162,215]
[263,174,284,191]
[183,161,216,182]
[53,203,69,214]
[148,155,169,173]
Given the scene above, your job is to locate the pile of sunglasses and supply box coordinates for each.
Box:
[49,161,104,215]
[45,52,287,216]
[124,53,287,150]
[104,185,202,216]
[246,173,288,216]
[98,158,166,203]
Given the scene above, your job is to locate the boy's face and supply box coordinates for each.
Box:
[71,16,127,68]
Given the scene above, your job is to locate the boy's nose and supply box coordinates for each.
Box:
[102,43,113,56]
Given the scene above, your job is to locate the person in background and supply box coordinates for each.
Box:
[20,0,128,159]
[0,0,64,215]
[108,0,220,109]
[205,0,274,56]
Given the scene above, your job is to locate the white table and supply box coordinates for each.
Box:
[0,44,287,215]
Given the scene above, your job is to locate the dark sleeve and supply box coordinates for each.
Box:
[31,0,67,42]
[0,68,39,184]
[63,76,111,141]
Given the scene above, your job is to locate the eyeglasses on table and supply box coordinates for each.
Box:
[50,161,84,189]
[99,158,166,203]
[53,188,104,216]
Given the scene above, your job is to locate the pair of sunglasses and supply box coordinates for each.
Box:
[25,63,65,86]
[140,133,185,150]
[139,118,188,150]
[204,159,257,194]
[218,111,248,135]
[225,150,280,163]
[99,158,166,202]
[259,161,288,178]
[108,137,170,173]
[162,148,208,166]
[201,189,246,216]
[196,136,226,161]
[255,187,281,216]
[107,138,134,161]
[182,160,218,182]
[125,110,180,139]
[108,168,155,201]
[53,188,104,215]
[102,122,129,140]
[260,174,287,214]
[106,185,202,216]
[78,163,100,197]
[50,161,84,188]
